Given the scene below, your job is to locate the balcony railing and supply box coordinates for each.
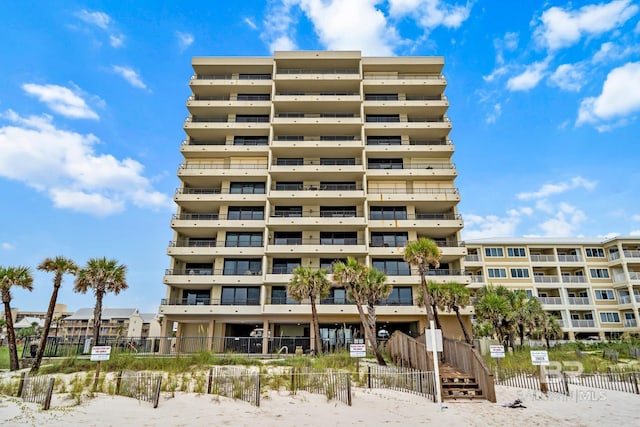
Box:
[171,213,264,221]
[619,295,632,304]
[533,276,561,283]
[191,74,272,80]
[624,319,638,327]
[169,240,265,248]
[277,68,359,75]
[271,210,361,218]
[271,184,363,191]
[164,269,262,276]
[175,187,266,195]
[364,74,444,80]
[470,275,485,283]
[269,238,365,245]
[567,297,591,305]
[188,94,271,101]
[562,276,587,283]
[558,255,583,262]
[277,91,360,96]
[367,187,459,195]
[630,272,640,280]
[624,250,640,258]
[186,116,270,123]
[273,159,362,166]
[571,319,595,328]
[538,296,562,305]
[178,163,268,170]
[530,254,556,262]
[367,163,455,170]
[465,255,480,262]
[160,298,260,306]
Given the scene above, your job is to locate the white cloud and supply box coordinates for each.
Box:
[549,63,585,92]
[389,0,471,30]
[244,17,258,30]
[538,203,588,237]
[111,66,149,91]
[461,210,525,239]
[110,34,125,48]
[22,83,99,120]
[0,111,171,216]
[262,0,299,52]
[577,61,640,125]
[296,0,398,55]
[1,242,14,251]
[632,214,640,221]
[506,60,550,91]
[485,103,502,124]
[517,177,597,200]
[534,0,638,51]
[76,9,111,29]
[592,41,636,63]
[176,31,194,51]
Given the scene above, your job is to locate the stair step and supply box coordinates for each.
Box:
[443,394,485,400]
[442,382,479,389]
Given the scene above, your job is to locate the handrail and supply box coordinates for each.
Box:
[367,187,459,195]
[273,159,362,166]
[178,163,268,170]
[442,337,496,402]
[277,68,359,75]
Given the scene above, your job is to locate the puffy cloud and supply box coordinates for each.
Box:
[549,63,585,92]
[506,60,550,91]
[0,111,171,216]
[176,31,194,51]
[534,0,638,51]
[485,103,502,124]
[577,62,640,125]
[75,9,125,48]
[111,65,149,91]
[461,209,527,239]
[22,83,99,120]
[592,41,637,63]
[389,0,471,30]
[517,177,597,200]
[262,0,299,52]
[538,203,588,237]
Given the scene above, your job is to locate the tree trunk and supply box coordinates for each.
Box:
[310,296,323,355]
[432,302,442,330]
[92,290,104,345]
[419,270,435,322]
[32,277,62,372]
[519,324,525,349]
[3,298,20,371]
[453,306,471,343]
[355,301,385,365]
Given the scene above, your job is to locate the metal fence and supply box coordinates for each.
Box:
[116,371,162,408]
[207,367,260,406]
[366,365,437,401]
[18,373,55,410]
[290,367,352,406]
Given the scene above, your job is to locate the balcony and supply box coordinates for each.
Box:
[465,254,480,262]
[177,163,268,179]
[538,297,563,305]
[366,187,460,207]
[618,295,632,304]
[189,73,272,97]
[163,268,263,286]
[567,297,591,305]
[271,137,362,151]
[170,213,265,235]
[275,68,360,83]
[366,162,457,178]
[270,159,364,179]
[266,238,367,256]
[273,91,361,106]
[623,249,640,259]
[557,255,583,263]
[533,275,561,284]
[362,74,446,96]
[186,94,271,115]
[174,187,266,210]
[181,139,269,158]
[167,240,263,258]
[571,319,596,328]
[268,210,366,229]
[184,115,271,139]
[269,184,365,201]
[365,139,454,158]
[530,254,556,263]
[159,297,261,316]
[624,319,638,327]
[561,276,587,284]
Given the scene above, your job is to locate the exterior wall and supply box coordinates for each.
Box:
[161,51,467,346]
[465,237,640,339]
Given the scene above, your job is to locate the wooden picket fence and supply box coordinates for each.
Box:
[290,367,352,406]
[366,365,437,401]
[207,367,261,407]
[116,371,162,408]
[17,373,55,410]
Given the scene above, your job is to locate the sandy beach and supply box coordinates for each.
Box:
[1,383,639,427]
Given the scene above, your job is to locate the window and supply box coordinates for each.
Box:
[379,287,413,305]
[276,158,303,166]
[585,248,605,257]
[320,206,356,218]
[367,136,401,145]
[321,288,349,304]
[525,290,533,298]
[370,232,408,247]
[594,290,615,300]
[270,286,297,304]
[590,268,610,279]
[507,247,526,257]
[273,232,302,245]
[320,158,355,166]
[233,136,268,145]
[485,247,504,257]
[487,268,507,278]
[510,268,530,278]
[273,206,302,217]
[223,259,262,275]
[599,312,620,323]
[183,290,210,305]
[372,259,411,276]
[320,258,347,273]
[370,206,407,220]
[221,287,260,305]
[225,232,263,247]
[227,207,264,220]
[320,232,357,245]
[272,258,300,274]
[368,158,403,169]
[229,182,265,194]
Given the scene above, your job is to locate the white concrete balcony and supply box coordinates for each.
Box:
[269,184,365,201]
[571,319,596,328]
[567,297,591,305]
[273,92,361,106]
[266,239,367,256]
[180,140,269,158]
[365,139,454,158]
[177,162,268,179]
[618,295,632,304]
[268,211,367,229]
[533,275,561,284]
[184,116,271,139]
[623,249,640,260]
[366,187,460,206]
[167,240,263,258]
[362,74,446,95]
[557,254,583,263]
[186,95,271,115]
[530,254,556,263]
[163,269,263,286]
[270,159,365,179]
[170,214,266,235]
[189,74,272,96]
[624,319,638,327]
[538,296,563,305]
[367,213,463,234]
[366,162,457,178]
[271,138,363,151]
[275,69,360,82]
[272,113,361,126]
[159,297,262,316]
[562,276,587,284]
[364,116,452,138]
[174,188,266,210]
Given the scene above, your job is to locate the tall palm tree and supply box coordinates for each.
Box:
[403,238,441,326]
[0,266,34,370]
[437,282,472,343]
[363,267,392,344]
[333,258,387,365]
[474,286,510,346]
[288,266,331,355]
[31,256,79,372]
[74,257,128,345]
[538,314,562,348]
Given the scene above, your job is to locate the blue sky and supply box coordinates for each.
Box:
[1,0,640,312]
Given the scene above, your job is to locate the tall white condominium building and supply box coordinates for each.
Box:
[465,237,640,340]
[160,51,467,353]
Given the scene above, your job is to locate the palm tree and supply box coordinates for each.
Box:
[403,238,441,326]
[287,266,331,355]
[333,258,387,365]
[363,267,392,342]
[536,313,563,348]
[437,282,472,343]
[0,266,34,370]
[474,286,510,346]
[74,257,128,345]
[31,256,79,372]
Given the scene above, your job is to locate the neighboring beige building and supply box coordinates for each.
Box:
[62,308,145,340]
[465,237,640,340]
[160,51,469,352]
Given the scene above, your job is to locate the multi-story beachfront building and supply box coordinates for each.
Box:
[465,237,640,340]
[160,51,468,352]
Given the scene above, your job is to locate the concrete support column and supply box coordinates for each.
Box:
[262,319,270,355]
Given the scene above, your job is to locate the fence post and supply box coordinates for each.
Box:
[255,373,261,407]
[291,368,296,393]
[347,373,352,406]
[632,373,640,395]
[562,372,569,396]
[116,371,123,395]
[367,366,371,389]
[17,372,26,397]
[207,368,213,394]
[153,377,162,408]
[43,378,55,410]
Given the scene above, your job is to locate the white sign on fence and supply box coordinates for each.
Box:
[530,350,549,366]
[490,345,505,358]
[350,343,367,358]
[90,346,112,361]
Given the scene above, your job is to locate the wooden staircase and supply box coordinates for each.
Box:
[440,363,484,400]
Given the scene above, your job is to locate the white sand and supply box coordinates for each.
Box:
[1,384,639,427]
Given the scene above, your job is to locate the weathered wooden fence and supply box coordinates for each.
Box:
[386,331,433,371]
[290,367,352,406]
[207,367,261,407]
[18,373,55,410]
[366,365,437,401]
[496,369,569,395]
[116,371,162,408]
